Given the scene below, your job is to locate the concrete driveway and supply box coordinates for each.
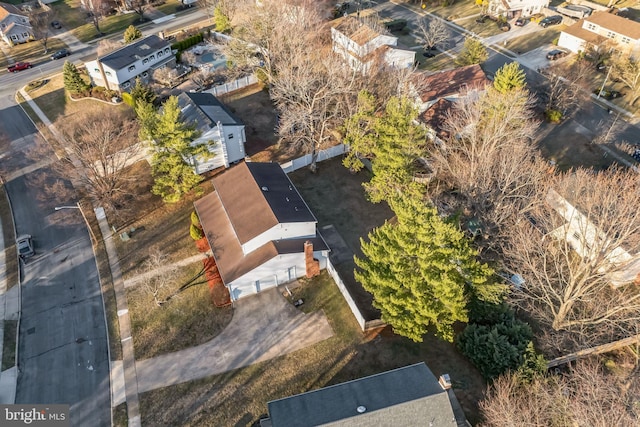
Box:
[132,286,333,397]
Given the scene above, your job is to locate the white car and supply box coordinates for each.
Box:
[16,234,34,259]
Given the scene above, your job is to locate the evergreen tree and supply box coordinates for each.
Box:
[343,92,427,203]
[355,194,501,342]
[213,6,231,34]
[136,99,157,140]
[455,37,488,66]
[123,24,143,43]
[130,77,156,106]
[62,61,90,94]
[147,96,209,203]
[493,62,527,94]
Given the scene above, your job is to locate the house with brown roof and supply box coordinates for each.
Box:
[194,162,329,301]
[0,2,33,46]
[331,16,415,73]
[558,11,640,55]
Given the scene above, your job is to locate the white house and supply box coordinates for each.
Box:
[194,162,329,301]
[0,3,32,46]
[176,92,246,173]
[487,0,549,19]
[84,35,175,92]
[331,16,415,73]
[558,11,640,56]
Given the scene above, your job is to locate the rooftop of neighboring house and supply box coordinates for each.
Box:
[2,21,31,34]
[332,15,386,46]
[562,18,606,45]
[194,162,325,284]
[0,3,27,21]
[265,363,460,427]
[177,92,243,132]
[413,64,489,103]
[98,34,170,70]
[584,11,640,40]
[419,98,454,139]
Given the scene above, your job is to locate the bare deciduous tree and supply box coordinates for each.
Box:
[84,0,111,35]
[416,17,450,51]
[141,250,180,307]
[610,54,640,106]
[480,360,640,426]
[128,0,150,22]
[504,168,640,349]
[152,67,178,86]
[544,60,590,116]
[97,38,122,56]
[55,108,143,212]
[29,8,56,53]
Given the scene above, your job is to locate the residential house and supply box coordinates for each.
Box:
[261,363,466,427]
[487,0,549,19]
[558,11,640,55]
[331,16,415,73]
[194,162,329,301]
[0,3,32,46]
[176,92,246,173]
[84,35,175,92]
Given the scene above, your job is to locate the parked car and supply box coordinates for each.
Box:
[51,49,70,60]
[51,20,62,29]
[547,49,568,60]
[514,17,527,26]
[16,234,34,259]
[539,15,563,27]
[423,50,436,58]
[7,62,31,72]
[593,88,622,100]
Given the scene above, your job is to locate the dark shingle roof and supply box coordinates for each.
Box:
[267,363,457,427]
[100,35,170,70]
[177,92,243,132]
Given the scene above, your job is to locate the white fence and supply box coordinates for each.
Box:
[326,258,366,330]
[204,75,259,97]
[280,144,347,173]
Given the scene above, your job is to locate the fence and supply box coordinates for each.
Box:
[280,144,347,173]
[204,75,258,97]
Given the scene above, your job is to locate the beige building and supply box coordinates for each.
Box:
[558,11,640,56]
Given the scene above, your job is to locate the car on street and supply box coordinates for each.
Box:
[51,20,62,29]
[539,15,563,27]
[593,88,622,100]
[51,49,71,60]
[7,62,31,72]
[547,49,568,60]
[514,17,527,26]
[16,234,34,259]
[423,50,436,58]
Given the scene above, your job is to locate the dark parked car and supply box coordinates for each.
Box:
[423,50,436,58]
[546,49,568,60]
[16,234,34,259]
[51,49,71,60]
[7,62,31,72]
[593,88,622,100]
[51,20,62,29]
[515,17,527,26]
[539,15,563,27]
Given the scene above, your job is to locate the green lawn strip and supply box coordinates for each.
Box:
[0,186,18,292]
[421,51,457,71]
[429,1,480,20]
[127,261,233,359]
[112,402,128,427]
[1,320,17,371]
[153,0,184,15]
[0,38,69,69]
[457,17,504,38]
[504,27,564,54]
[51,0,91,30]
[73,14,140,43]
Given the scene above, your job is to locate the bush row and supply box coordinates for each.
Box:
[171,32,204,53]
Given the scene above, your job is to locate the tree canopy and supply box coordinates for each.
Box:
[124,25,143,43]
[493,62,527,94]
[455,37,488,66]
[63,61,90,94]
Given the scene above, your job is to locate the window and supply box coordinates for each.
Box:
[94,68,99,73]
[164,47,170,54]
[143,59,148,64]
[142,71,148,77]
[10,35,17,40]
[105,71,112,76]
[149,54,155,60]
[622,36,631,44]
[586,23,596,31]
[606,31,616,39]
[128,65,136,71]
[157,51,163,57]
[22,33,28,38]
[228,134,233,139]
[122,82,130,88]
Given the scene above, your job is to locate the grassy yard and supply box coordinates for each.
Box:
[421,51,457,71]
[139,271,486,425]
[127,261,233,359]
[0,38,69,69]
[153,0,184,15]
[457,17,504,38]
[1,320,17,371]
[505,26,564,54]
[430,0,480,20]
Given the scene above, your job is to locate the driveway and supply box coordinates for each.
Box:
[133,286,334,396]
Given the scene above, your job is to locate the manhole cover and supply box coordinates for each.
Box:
[27,327,35,335]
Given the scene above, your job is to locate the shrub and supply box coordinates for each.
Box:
[190,223,204,240]
[191,210,201,227]
[122,92,134,107]
[552,37,559,46]
[545,109,562,123]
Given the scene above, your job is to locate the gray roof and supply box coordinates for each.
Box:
[178,92,243,131]
[99,34,170,70]
[267,363,458,427]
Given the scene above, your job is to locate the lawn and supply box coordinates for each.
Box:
[505,26,564,54]
[0,38,69,69]
[420,51,457,71]
[429,0,480,21]
[138,271,487,426]
[127,260,233,359]
[457,16,505,37]
[1,320,17,371]
[153,0,184,15]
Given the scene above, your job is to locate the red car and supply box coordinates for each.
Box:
[7,62,32,72]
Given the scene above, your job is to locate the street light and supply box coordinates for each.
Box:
[597,64,612,100]
[54,202,97,244]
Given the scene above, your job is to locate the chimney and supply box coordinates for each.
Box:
[438,374,452,390]
[304,241,320,278]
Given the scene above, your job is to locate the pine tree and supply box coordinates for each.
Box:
[493,62,527,94]
[455,37,488,66]
[62,61,90,94]
[343,92,427,203]
[130,77,156,106]
[355,194,501,342]
[213,6,231,34]
[123,25,143,43]
[147,96,209,203]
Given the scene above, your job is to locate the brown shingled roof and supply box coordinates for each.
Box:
[562,19,606,45]
[586,11,640,40]
[0,2,26,21]
[333,16,381,46]
[413,64,489,103]
[418,98,454,139]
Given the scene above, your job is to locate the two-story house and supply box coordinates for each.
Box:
[0,3,33,46]
[194,162,329,301]
[331,16,415,73]
[84,35,175,92]
[558,11,640,56]
[487,0,549,19]
[176,92,247,173]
